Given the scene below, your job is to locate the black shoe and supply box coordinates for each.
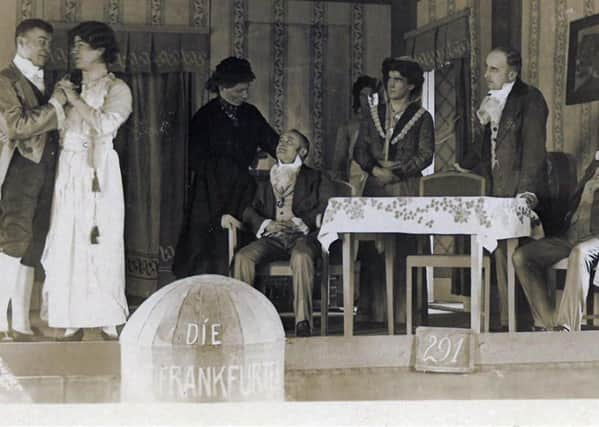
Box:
[295,321,311,337]
[56,329,84,342]
[531,326,548,332]
[553,325,570,332]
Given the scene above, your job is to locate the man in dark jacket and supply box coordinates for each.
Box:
[233,130,332,337]
[457,46,549,328]
[513,154,599,332]
[0,19,66,340]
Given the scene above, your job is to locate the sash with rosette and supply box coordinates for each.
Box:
[368,94,426,150]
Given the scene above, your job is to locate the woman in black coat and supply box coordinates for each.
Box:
[173,57,278,277]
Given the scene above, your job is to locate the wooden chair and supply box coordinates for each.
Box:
[549,259,599,327]
[221,178,355,336]
[405,171,492,334]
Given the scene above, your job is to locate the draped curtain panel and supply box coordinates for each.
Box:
[47,29,209,297]
[224,0,391,170]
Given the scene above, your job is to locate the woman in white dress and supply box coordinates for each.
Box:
[42,21,131,341]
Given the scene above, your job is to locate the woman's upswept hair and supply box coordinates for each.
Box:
[205,57,256,93]
[68,21,119,64]
[381,57,425,101]
[351,75,379,113]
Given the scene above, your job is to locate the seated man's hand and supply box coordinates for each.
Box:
[372,166,394,184]
[265,221,293,234]
[517,192,538,209]
[378,159,401,169]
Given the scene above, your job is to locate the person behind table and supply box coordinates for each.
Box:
[353,57,434,328]
[455,46,549,330]
[329,75,379,195]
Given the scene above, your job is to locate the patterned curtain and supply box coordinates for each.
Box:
[46,29,210,298]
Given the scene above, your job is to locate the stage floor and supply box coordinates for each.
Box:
[2,331,599,403]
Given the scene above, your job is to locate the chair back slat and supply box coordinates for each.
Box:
[419,171,485,197]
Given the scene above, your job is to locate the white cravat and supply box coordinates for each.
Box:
[13,54,44,93]
[477,80,516,169]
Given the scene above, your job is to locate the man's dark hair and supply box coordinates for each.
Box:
[69,21,119,64]
[15,19,53,41]
[492,46,522,76]
[352,75,378,113]
[289,129,310,156]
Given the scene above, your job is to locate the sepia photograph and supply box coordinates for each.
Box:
[0,0,599,425]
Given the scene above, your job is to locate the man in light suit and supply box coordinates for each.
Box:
[0,19,66,341]
[233,130,332,337]
[457,46,549,329]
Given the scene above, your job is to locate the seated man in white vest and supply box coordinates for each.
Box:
[233,129,332,337]
[513,152,599,331]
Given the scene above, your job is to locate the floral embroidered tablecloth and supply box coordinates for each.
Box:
[318,196,544,252]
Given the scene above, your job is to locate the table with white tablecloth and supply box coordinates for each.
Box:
[317,196,543,336]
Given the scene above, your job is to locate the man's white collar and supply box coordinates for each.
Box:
[13,54,43,77]
[13,53,44,91]
[488,80,515,102]
[276,154,303,170]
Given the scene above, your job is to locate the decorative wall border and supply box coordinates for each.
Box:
[350,4,364,87]
[310,1,327,169]
[428,0,437,23]
[190,0,209,28]
[552,0,567,152]
[581,0,595,166]
[526,0,540,86]
[17,0,34,21]
[447,0,456,16]
[468,1,480,148]
[231,0,247,58]
[63,0,79,23]
[105,0,121,25]
[270,0,287,135]
[149,0,163,25]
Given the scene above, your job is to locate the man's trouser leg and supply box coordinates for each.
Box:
[233,239,287,286]
[290,238,318,330]
[512,238,572,329]
[556,237,599,331]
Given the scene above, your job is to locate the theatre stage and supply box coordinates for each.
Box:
[1,331,599,402]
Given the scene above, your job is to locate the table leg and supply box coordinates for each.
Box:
[507,238,518,333]
[342,233,354,337]
[384,235,395,335]
[470,235,483,333]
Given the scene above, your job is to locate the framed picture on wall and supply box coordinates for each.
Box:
[566,14,599,105]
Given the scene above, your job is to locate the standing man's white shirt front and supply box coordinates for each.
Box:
[476,80,515,169]
[12,53,65,124]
